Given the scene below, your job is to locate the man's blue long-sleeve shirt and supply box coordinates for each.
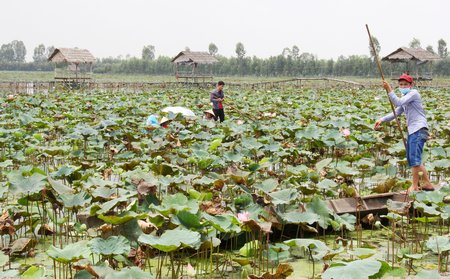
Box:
[380,89,428,135]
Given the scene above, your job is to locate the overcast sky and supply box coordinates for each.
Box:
[2,0,449,61]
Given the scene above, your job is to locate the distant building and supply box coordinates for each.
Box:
[48,48,95,81]
[171,51,218,83]
[382,47,440,81]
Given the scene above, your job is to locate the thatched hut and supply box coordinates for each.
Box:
[171,51,218,82]
[382,47,440,80]
[48,48,95,81]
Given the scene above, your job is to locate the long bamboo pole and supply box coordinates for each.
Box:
[366,24,407,149]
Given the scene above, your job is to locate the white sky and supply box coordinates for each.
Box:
[2,0,449,62]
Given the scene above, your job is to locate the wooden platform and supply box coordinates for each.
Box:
[327,192,410,215]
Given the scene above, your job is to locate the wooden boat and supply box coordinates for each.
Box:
[327,192,411,215]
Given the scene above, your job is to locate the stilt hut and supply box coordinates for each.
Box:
[48,48,95,82]
[171,51,218,83]
[382,47,440,84]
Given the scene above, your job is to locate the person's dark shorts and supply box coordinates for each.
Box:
[406,128,428,167]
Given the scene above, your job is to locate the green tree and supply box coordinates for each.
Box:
[11,40,26,62]
[368,36,381,60]
[426,45,435,54]
[33,44,47,62]
[291,45,300,59]
[282,47,291,58]
[409,38,421,48]
[208,43,218,56]
[438,39,448,58]
[142,45,155,60]
[0,43,14,62]
[235,42,246,59]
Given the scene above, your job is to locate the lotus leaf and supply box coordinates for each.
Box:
[202,213,241,233]
[283,238,329,261]
[90,236,130,256]
[0,270,20,278]
[268,189,298,205]
[280,211,319,225]
[0,252,7,266]
[21,266,45,279]
[255,178,279,193]
[322,259,382,279]
[426,236,450,253]
[332,213,356,231]
[317,178,337,190]
[306,196,332,229]
[104,267,153,279]
[47,240,90,264]
[316,158,332,172]
[47,177,74,195]
[7,171,46,195]
[98,211,147,225]
[239,240,261,257]
[151,193,199,215]
[59,192,92,209]
[174,210,203,229]
[412,269,445,279]
[138,227,201,252]
[347,248,376,259]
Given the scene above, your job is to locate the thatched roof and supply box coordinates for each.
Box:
[171,51,218,64]
[48,48,96,64]
[382,47,440,62]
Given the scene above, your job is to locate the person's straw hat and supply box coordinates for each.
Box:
[204,110,215,117]
[159,117,170,125]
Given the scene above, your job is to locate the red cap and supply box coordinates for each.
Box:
[398,74,413,83]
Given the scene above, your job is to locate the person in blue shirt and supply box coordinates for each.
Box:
[374,74,435,193]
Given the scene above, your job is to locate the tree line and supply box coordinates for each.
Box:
[0,38,449,77]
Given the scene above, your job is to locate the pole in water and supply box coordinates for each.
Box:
[366,24,407,149]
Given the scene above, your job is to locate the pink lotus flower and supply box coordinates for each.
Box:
[342,128,351,137]
[237,212,250,222]
[186,263,196,277]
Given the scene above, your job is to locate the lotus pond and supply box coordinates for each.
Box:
[0,86,449,279]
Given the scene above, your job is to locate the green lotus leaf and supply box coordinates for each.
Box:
[268,189,298,205]
[316,158,332,172]
[322,259,382,279]
[174,210,203,229]
[306,196,332,229]
[7,171,46,195]
[98,211,147,225]
[47,240,90,264]
[60,192,92,209]
[283,238,329,260]
[151,193,199,215]
[347,248,376,259]
[0,270,20,278]
[281,211,319,225]
[426,236,450,253]
[138,227,201,252]
[332,213,356,231]
[90,236,130,256]
[105,267,153,279]
[255,178,279,193]
[0,251,8,266]
[21,266,45,279]
[414,269,445,279]
[239,240,261,257]
[202,213,241,233]
[94,196,128,215]
[0,160,13,168]
[47,176,74,195]
[317,178,337,190]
